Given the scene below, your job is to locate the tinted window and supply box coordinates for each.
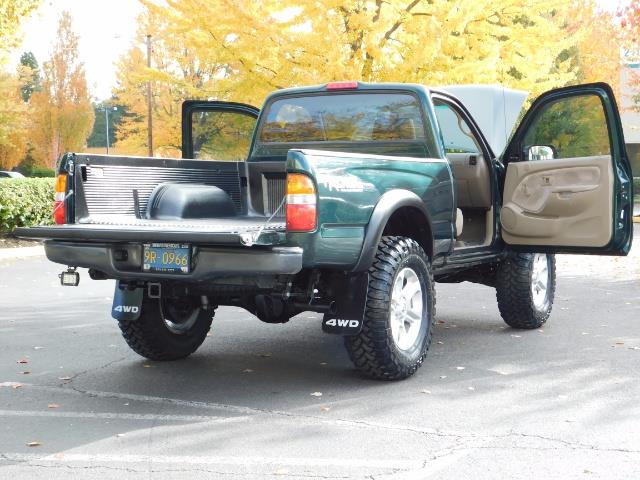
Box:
[523,94,610,159]
[191,111,256,161]
[259,93,427,144]
[433,100,481,154]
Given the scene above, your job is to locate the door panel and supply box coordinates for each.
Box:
[501,156,612,246]
[501,83,633,254]
[447,153,492,208]
[181,101,259,160]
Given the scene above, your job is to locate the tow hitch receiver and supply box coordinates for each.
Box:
[59,268,80,286]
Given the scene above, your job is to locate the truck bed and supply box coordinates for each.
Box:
[17,154,288,246]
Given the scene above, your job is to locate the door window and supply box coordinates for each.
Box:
[522,94,610,160]
[191,111,257,161]
[433,100,481,154]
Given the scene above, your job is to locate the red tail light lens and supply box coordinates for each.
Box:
[53,174,67,224]
[326,81,358,90]
[286,173,317,232]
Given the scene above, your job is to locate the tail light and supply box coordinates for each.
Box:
[53,174,67,224]
[286,173,317,232]
[326,81,359,90]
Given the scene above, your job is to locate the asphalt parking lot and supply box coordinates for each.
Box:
[0,232,639,479]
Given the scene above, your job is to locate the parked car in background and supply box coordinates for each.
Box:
[0,171,25,178]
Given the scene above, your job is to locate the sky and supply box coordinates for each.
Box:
[8,0,631,102]
[9,0,143,101]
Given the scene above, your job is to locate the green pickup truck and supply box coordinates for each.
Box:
[17,81,634,380]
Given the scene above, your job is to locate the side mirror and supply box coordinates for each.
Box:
[528,145,556,161]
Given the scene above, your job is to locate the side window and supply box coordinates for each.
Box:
[191,111,257,161]
[522,94,610,160]
[433,100,481,154]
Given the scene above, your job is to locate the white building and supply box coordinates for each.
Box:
[620,62,640,176]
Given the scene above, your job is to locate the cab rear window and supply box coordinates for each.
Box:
[259,93,427,144]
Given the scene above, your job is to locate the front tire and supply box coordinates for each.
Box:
[118,293,214,361]
[496,253,556,329]
[344,236,435,380]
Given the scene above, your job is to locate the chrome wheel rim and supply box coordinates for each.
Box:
[161,298,201,335]
[531,254,549,311]
[390,267,424,351]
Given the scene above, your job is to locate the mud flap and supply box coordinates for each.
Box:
[322,273,369,335]
[111,282,144,321]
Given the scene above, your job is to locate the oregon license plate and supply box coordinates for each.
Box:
[142,243,191,274]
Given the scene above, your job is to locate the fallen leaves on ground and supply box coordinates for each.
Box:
[11,383,22,389]
[310,392,322,397]
[26,442,41,447]
[16,359,29,364]
[420,389,431,394]
[242,369,254,373]
[47,404,59,409]
[58,376,72,381]
[320,406,330,411]
[20,371,30,375]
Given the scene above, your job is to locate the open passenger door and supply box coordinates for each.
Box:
[500,83,633,254]
[181,101,260,160]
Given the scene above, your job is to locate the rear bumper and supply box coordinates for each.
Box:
[44,241,303,281]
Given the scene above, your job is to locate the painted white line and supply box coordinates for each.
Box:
[0,383,269,415]
[57,323,104,330]
[0,453,421,470]
[0,384,470,439]
[0,409,248,423]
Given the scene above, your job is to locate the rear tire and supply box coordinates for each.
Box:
[344,236,434,380]
[496,253,556,329]
[118,293,213,360]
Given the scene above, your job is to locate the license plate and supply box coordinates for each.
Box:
[142,243,191,274]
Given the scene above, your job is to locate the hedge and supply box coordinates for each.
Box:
[0,178,55,232]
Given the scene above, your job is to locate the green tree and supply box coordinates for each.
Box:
[18,51,41,102]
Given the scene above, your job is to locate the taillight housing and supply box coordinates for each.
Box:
[286,173,317,232]
[326,81,359,90]
[53,174,67,224]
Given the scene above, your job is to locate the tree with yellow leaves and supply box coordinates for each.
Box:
[29,12,94,168]
[0,0,41,170]
[115,0,619,157]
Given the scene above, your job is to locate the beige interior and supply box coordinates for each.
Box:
[447,153,492,208]
[501,156,613,247]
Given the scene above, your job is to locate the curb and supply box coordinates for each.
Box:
[0,245,45,260]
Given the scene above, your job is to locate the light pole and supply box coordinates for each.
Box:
[146,34,154,157]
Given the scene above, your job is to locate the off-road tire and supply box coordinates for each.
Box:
[118,294,213,361]
[344,236,435,380]
[496,253,556,329]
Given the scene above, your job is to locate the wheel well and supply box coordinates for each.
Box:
[381,206,433,259]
